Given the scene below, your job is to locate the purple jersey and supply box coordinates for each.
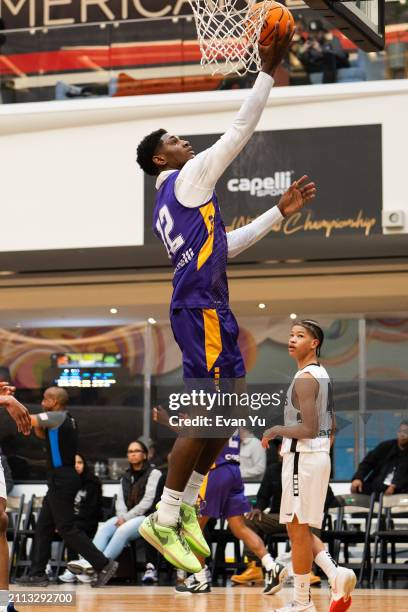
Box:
[153,171,229,310]
[213,433,241,469]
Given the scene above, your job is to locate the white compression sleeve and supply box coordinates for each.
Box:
[175,72,274,208]
[227,205,283,258]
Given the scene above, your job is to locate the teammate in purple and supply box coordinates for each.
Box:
[136,24,316,587]
[176,433,288,595]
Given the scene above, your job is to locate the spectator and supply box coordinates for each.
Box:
[147,442,167,468]
[59,454,102,583]
[15,387,117,588]
[351,421,408,496]
[67,440,162,585]
[239,427,266,480]
[294,20,349,83]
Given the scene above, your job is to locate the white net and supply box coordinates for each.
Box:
[188,0,272,76]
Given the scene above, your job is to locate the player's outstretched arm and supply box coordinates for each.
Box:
[277,175,316,218]
[0,395,31,436]
[153,405,184,434]
[175,24,295,208]
[227,175,316,258]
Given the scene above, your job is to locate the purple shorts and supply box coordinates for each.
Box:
[199,463,250,519]
[170,307,246,380]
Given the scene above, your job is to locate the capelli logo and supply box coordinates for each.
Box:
[227,172,293,197]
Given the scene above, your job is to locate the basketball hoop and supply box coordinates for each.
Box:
[187,0,272,76]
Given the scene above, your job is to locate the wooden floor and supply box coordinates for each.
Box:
[9,585,407,612]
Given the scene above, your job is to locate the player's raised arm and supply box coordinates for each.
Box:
[175,23,294,208]
[227,175,316,258]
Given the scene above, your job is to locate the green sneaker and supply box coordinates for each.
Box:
[139,512,202,574]
[180,502,211,557]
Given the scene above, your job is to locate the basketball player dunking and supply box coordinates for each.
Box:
[262,320,356,612]
[136,24,316,576]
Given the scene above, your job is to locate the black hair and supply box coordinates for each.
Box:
[400,420,408,427]
[296,319,325,357]
[135,439,149,455]
[136,128,167,176]
[75,453,99,483]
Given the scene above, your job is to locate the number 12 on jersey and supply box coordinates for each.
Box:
[156,204,185,257]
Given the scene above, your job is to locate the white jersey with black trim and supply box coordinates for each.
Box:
[281,363,333,454]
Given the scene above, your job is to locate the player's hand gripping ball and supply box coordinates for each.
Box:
[247,1,295,45]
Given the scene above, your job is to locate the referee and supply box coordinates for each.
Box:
[16,387,117,588]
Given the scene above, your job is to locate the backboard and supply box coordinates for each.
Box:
[304,0,385,51]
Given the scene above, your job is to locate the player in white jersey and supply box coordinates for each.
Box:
[262,320,356,612]
[0,382,31,612]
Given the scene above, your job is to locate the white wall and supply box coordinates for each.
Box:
[10,480,350,500]
[0,79,407,252]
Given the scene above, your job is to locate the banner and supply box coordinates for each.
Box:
[144,124,382,244]
[0,0,193,30]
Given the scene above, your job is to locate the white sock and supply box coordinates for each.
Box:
[182,471,205,507]
[261,553,275,572]
[294,573,311,607]
[194,564,208,583]
[314,550,338,585]
[0,590,8,609]
[157,487,183,527]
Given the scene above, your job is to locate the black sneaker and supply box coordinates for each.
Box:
[263,562,288,595]
[8,603,20,612]
[175,575,211,594]
[14,574,49,587]
[91,559,118,588]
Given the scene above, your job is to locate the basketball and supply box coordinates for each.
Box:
[249,1,295,45]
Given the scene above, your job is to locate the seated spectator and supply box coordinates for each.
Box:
[239,427,266,480]
[147,442,168,469]
[293,20,349,83]
[67,440,162,584]
[59,454,102,583]
[351,421,408,496]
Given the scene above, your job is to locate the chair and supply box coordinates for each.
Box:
[263,520,290,559]
[205,518,242,584]
[320,493,376,585]
[370,493,408,585]
[12,495,42,579]
[6,495,25,579]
